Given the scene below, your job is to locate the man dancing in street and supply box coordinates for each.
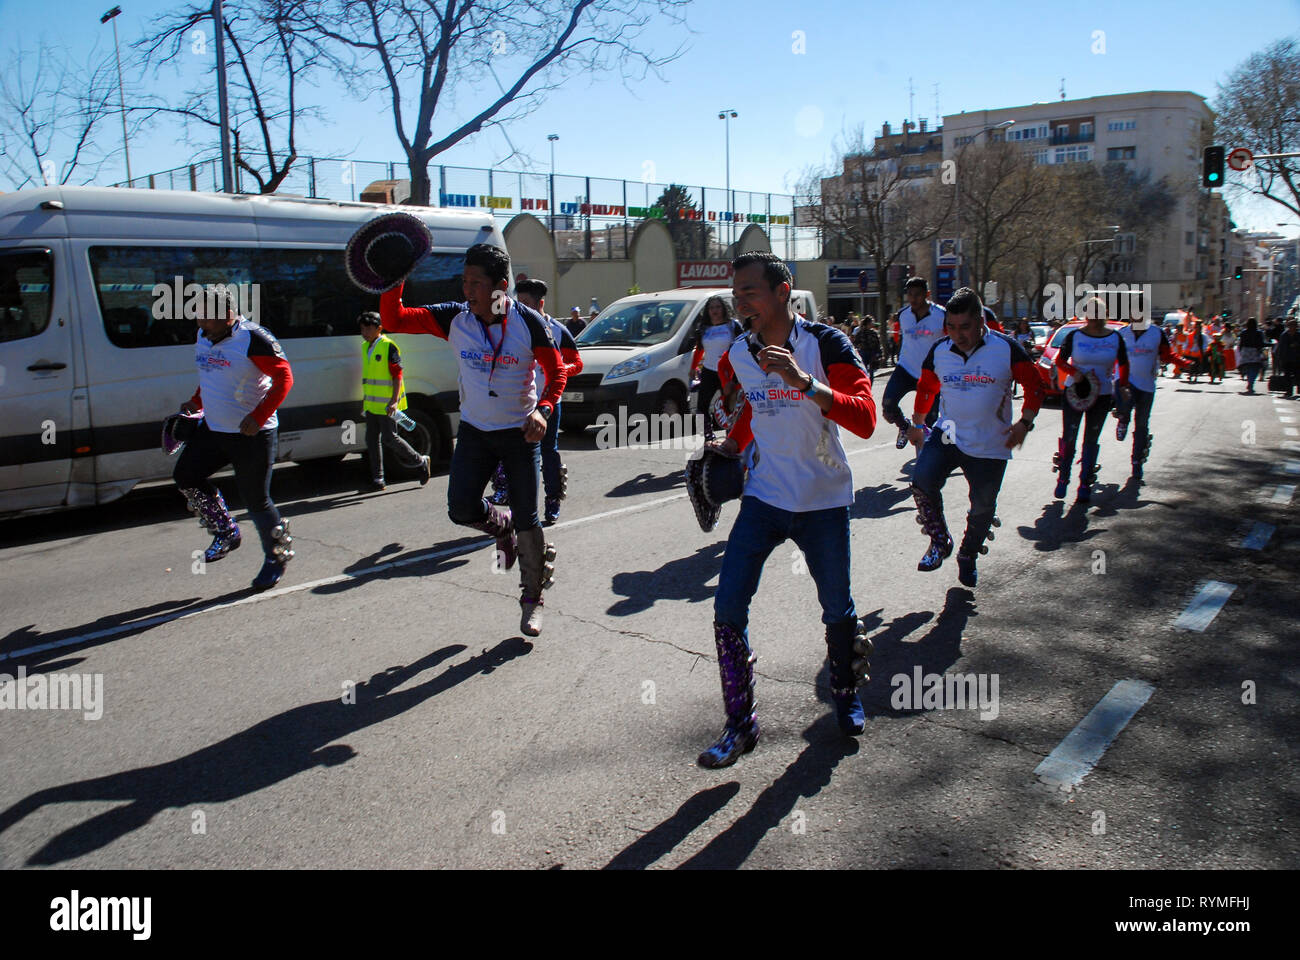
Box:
[173,287,295,591]
[698,252,877,768]
[882,277,946,450]
[1114,316,1184,482]
[907,287,1044,587]
[356,218,565,636]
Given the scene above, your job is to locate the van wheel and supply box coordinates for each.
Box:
[401,408,448,473]
[656,383,688,418]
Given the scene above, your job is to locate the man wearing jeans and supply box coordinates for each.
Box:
[380,243,566,636]
[699,252,877,769]
[906,287,1044,588]
[174,289,295,592]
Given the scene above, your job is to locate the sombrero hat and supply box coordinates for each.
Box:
[161,411,203,456]
[685,447,746,533]
[345,212,433,294]
[1064,370,1101,412]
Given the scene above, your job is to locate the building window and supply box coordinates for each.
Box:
[1032,148,1050,165]
[1080,122,1094,137]
[1107,146,1137,161]
[1185,231,1194,246]
[1184,259,1193,273]
[1054,145,1092,164]
[1107,118,1137,132]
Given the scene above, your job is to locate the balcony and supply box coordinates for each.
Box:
[1050,132,1096,145]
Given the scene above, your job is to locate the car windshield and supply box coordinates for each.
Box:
[575,300,692,347]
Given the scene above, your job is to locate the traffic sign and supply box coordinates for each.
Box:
[1228,147,1254,172]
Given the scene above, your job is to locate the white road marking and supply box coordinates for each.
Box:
[1276,460,1300,475]
[1272,484,1297,504]
[1279,416,1296,423]
[0,493,689,663]
[1172,580,1237,632]
[1239,522,1276,550]
[1287,428,1299,437]
[1034,679,1155,789]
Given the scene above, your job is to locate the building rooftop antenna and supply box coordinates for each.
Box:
[1060,77,1066,101]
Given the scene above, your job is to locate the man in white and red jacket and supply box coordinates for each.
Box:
[381,244,567,637]
[174,288,295,592]
[697,252,877,768]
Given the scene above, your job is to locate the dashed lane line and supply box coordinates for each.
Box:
[1172,580,1237,632]
[1034,679,1156,790]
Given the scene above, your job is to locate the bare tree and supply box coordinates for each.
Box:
[137,0,326,194]
[951,140,1047,300]
[796,125,952,322]
[1214,37,1300,219]
[298,0,689,205]
[0,43,121,190]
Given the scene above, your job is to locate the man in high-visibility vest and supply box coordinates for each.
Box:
[359,311,430,490]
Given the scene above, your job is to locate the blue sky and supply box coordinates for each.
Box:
[3,0,1298,234]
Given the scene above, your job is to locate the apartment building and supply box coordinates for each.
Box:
[942,91,1215,316]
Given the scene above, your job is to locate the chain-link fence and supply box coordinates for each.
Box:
[112,157,820,261]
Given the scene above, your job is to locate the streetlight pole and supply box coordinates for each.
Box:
[547,134,558,234]
[100,6,131,186]
[212,0,234,193]
[719,109,737,249]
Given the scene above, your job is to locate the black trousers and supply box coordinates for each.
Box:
[365,411,422,481]
[173,420,277,513]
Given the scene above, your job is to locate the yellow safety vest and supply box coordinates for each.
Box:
[362,335,407,415]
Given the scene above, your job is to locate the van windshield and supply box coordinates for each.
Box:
[576,300,692,347]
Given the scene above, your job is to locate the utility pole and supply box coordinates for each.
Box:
[212,0,233,193]
[100,6,132,185]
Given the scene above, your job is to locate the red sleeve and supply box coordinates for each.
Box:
[533,346,565,414]
[1158,338,1191,369]
[248,355,293,427]
[691,346,704,370]
[1012,359,1044,416]
[380,283,451,340]
[727,395,754,452]
[561,347,583,379]
[189,386,202,408]
[388,363,402,379]
[1055,353,1080,377]
[823,362,876,439]
[913,368,941,419]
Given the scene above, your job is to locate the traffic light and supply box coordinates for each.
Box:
[1234,265,1243,280]
[1203,146,1225,188]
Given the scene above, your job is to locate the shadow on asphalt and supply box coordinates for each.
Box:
[0,456,430,549]
[604,470,686,499]
[606,541,726,616]
[850,482,913,520]
[0,639,535,866]
[603,782,741,870]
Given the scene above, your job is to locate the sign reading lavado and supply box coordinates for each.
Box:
[678,261,733,287]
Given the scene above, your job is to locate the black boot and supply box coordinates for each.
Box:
[1079,443,1100,502]
[825,619,870,735]
[956,513,996,588]
[698,622,759,768]
[249,509,294,591]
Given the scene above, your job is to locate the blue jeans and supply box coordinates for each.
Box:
[173,420,277,513]
[881,366,939,431]
[541,401,562,501]
[1115,386,1154,461]
[713,496,856,634]
[447,421,541,531]
[912,431,1007,549]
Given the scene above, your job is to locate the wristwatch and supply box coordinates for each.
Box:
[801,372,816,393]
[1018,417,1035,431]
[537,405,552,420]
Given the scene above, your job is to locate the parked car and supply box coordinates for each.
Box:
[563,286,819,434]
[1035,319,1125,398]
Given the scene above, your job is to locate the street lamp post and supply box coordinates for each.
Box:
[719,109,737,249]
[547,134,558,234]
[100,6,131,186]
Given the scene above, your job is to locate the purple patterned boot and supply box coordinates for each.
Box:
[488,463,510,505]
[698,621,760,768]
[911,485,952,572]
[181,487,241,562]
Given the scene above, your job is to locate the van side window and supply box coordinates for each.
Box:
[89,246,464,348]
[0,249,53,343]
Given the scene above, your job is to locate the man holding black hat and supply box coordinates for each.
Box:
[345,213,567,637]
[693,251,877,769]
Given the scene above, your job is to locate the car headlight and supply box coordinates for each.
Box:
[606,355,651,380]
